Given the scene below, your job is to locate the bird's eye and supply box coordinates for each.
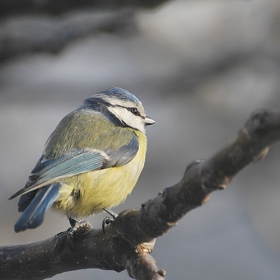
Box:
[128,107,140,116]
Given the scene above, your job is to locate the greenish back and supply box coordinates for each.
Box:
[44,109,135,159]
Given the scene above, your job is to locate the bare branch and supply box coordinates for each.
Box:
[0,9,136,62]
[152,109,279,224]
[1,110,280,279]
[0,0,170,19]
[0,225,164,280]
[0,0,170,62]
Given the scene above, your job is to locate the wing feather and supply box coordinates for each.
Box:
[9,134,139,200]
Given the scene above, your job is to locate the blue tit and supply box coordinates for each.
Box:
[9,87,155,232]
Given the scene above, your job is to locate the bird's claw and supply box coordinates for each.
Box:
[68,218,92,234]
[102,208,118,234]
[102,217,115,234]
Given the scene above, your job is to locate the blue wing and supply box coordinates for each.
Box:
[29,149,106,188]
[9,135,139,200]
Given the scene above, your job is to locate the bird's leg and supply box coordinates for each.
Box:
[103,208,118,219]
[68,217,92,233]
[102,208,118,234]
[68,217,77,228]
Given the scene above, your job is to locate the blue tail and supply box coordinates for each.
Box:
[14,184,60,232]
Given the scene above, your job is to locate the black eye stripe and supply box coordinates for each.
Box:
[127,107,141,116]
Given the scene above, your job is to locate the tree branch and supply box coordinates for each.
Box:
[0,0,171,62]
[0,9,136,62]
[0,0,170,19]
[1,110,280,279]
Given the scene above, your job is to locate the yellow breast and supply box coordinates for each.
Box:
[52,130,147,218]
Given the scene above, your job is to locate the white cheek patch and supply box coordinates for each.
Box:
[107,106,145,133]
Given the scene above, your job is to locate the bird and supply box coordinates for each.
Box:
[9,87,155,233]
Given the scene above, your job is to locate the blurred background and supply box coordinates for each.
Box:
[1,0,280,279]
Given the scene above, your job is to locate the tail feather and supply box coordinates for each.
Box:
[14,184,60,232]
[18,190,37,212]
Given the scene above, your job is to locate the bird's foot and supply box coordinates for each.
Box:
[66,218,92,249]
[102,208,118,234]
[68,218,92,234]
